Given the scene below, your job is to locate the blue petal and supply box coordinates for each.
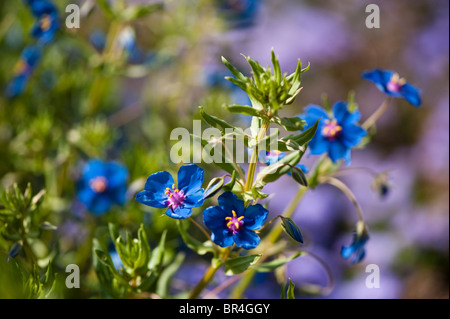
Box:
[218,192,245,216]
[301,105,329,128]
[105,162,128,189]
[165,206,192,219]
[135,190,167,208]
[89,195,112,215]
[203,206,227,231]
[400,83,422,107]
[82,159,107,180]
[308,133,330,156]
[362,69,393,94]
[183,188,205,208]
[328,140,351,164]
[333,102,361,125]
[136,171,174,208]
[234,229,261,250]
[341,124,367,148]
[77,183,96,207]
[177,164,204,196]
[211,228,234,248]
[243,204,269,230]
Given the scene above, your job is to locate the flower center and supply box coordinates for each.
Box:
[225,210,244,234]
[165,184,186,209]
[13,60,28,75]
[90,176,108,193]
[40,14,52,32]
[386,73,406,92]
[321,119,342,141]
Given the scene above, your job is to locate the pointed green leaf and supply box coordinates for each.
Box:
[224,254,261,276]
[253,251,305,272]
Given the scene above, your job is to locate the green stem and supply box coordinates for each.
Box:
[230,185,307,298]
[362,98,391,131]
[245,120,270,192]
[188,247,231,299]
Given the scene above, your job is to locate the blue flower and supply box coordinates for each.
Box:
[218,0,261,29]
[341,230,369,264]
[136,164,205,219]
[203,192,268,249]
[362,69,421,107]
[5,45,42,98]
[300,102,367,165]
[77,159,128,215]
[27,0,60,44]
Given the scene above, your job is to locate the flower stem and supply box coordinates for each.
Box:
[230,185,307,298]
[362,98,391,130]
[188,247,231,299]
[245,120,270,192]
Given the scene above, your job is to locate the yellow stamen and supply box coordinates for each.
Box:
[238,216,244,221]
[234,222,240,229]
[232,210,237,217]
[227,221,233,227]
[40,15,51,32]
[172,184,175,189]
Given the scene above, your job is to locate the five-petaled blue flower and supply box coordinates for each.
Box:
[6,45,42,98]
[135,164,205,219]
[27,0,60,44]
[341,230,370,264]
[300,102,367,165]
[203,192,269,250]
[77,159,128,215]
[362,69,421,107]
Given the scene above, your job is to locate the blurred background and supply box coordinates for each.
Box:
[0,0,448,298]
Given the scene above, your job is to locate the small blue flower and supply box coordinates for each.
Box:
[77,159,128,215]
[27,0,60,44]
[136,164,205,219]
[300,102,367,165]
[341,230,369,264]
[203,192,268,249]
[362,69,421,107]
[5,45,42,98]
[218,0,261,29]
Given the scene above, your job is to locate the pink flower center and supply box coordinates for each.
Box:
[165,184,186,209]
[90,176,108,193]
[321,119,342,141]
[386,73,406,93]
[225,210,244,234]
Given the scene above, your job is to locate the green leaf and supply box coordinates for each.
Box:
[156,252,185,298]
[120,3,163,21]
[256,150,303,184]
[254,251,304,272]
[149,230,167,272]
[177,220,214,256]
[273,116,305,131]
[279,119,319,151]
[271,49,282,84]
[135,225,151,273]
[199,106,235,131]
[222,170,236,192]
[226,104,262,118]
[221,56,247,81]
[287,278,296,299]
[97,0,116,19]
[224,254,261,276]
